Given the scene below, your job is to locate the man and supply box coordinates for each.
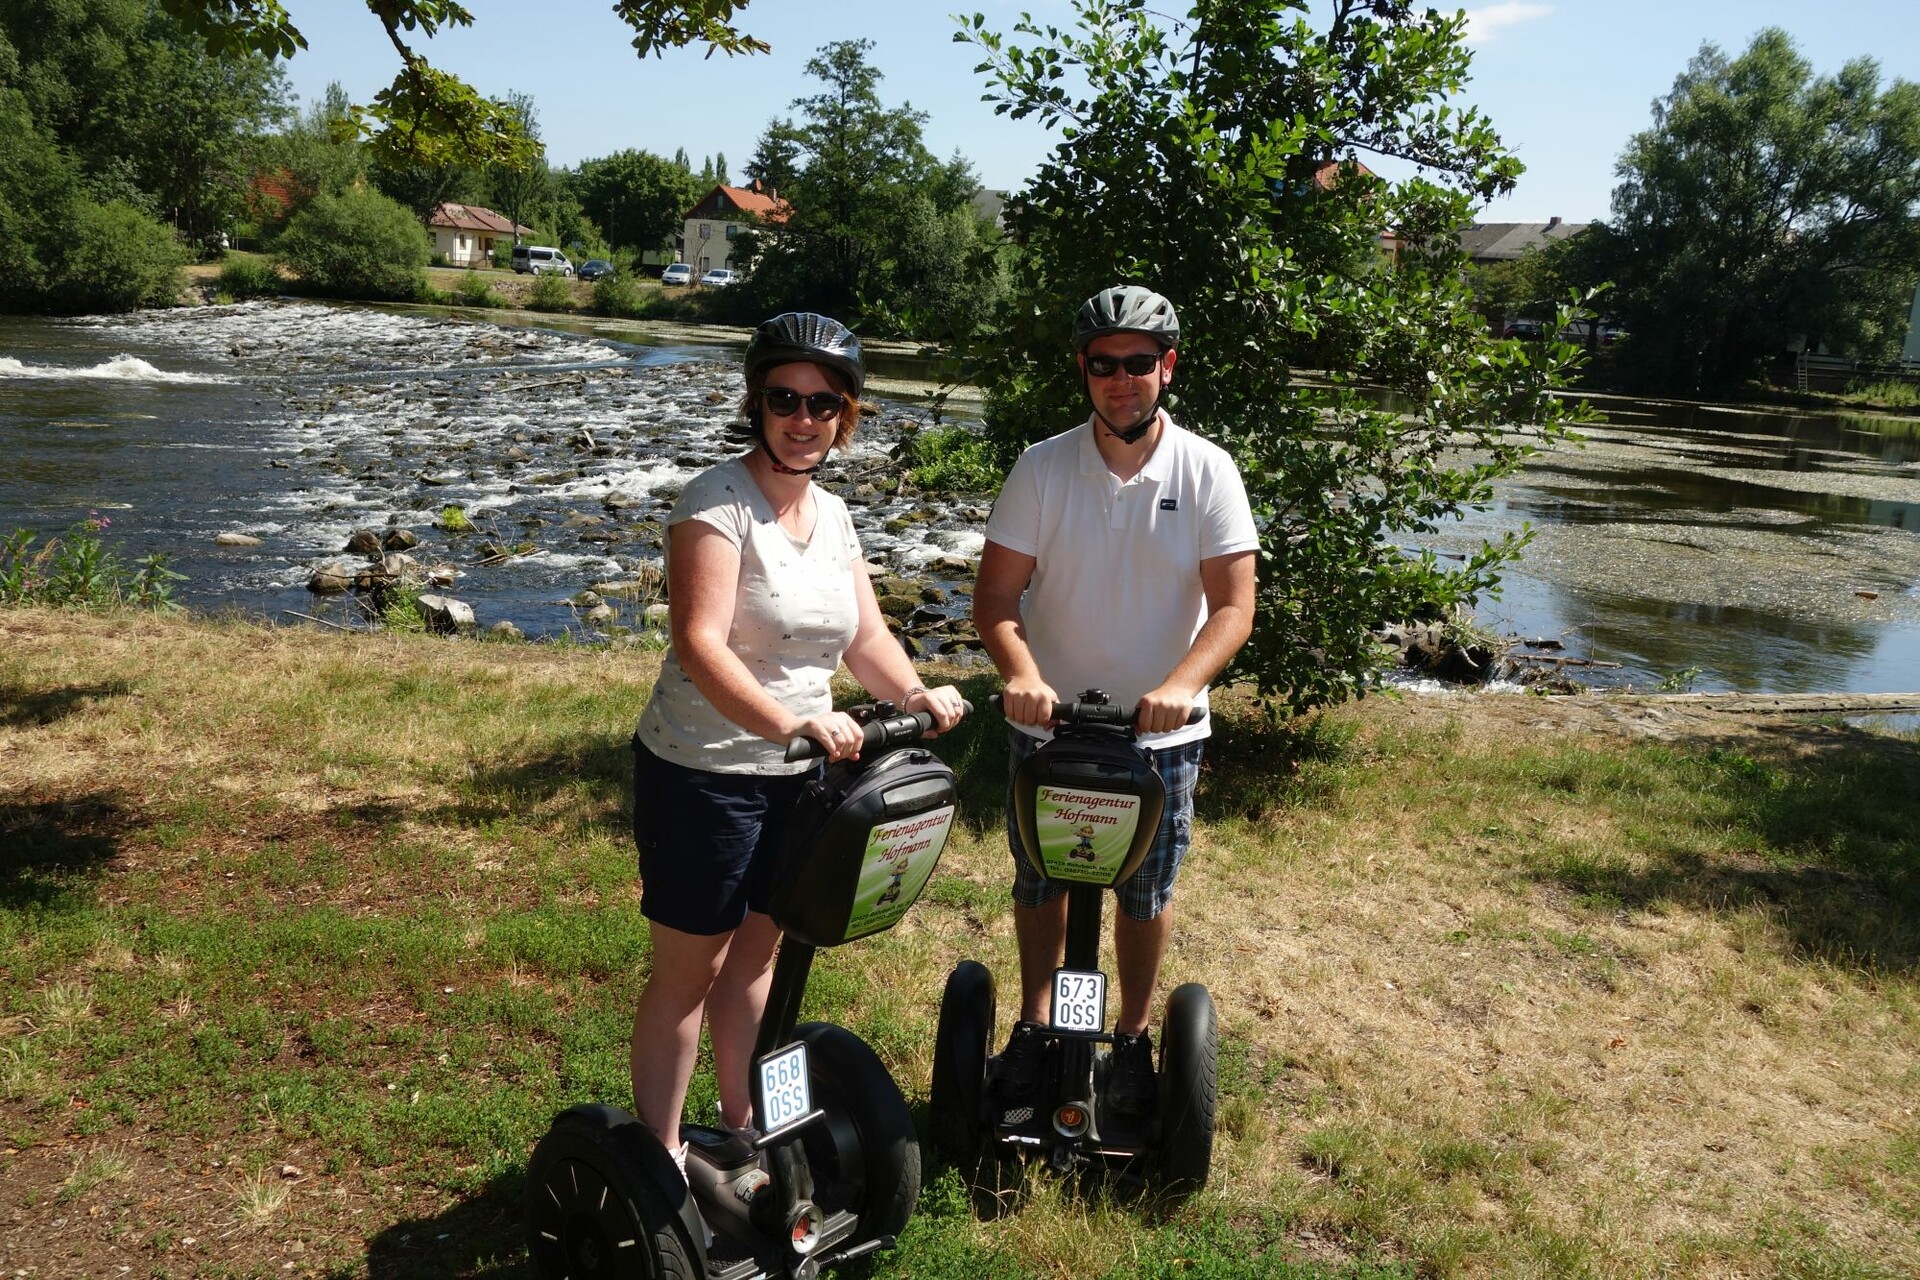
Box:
[973,284,1259,1116]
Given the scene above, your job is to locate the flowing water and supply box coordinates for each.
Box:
[2,301,1916,694]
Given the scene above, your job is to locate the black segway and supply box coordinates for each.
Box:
[526,700,966,1279]
[930,691,1217,1201]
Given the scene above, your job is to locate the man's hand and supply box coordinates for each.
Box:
[999,676,1061,729]
[1135,683,1199,735]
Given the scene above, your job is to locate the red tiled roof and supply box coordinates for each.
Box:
[428,202,533,236]
[686,182,790,224]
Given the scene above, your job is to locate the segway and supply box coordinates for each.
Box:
[527,700,966,1279]
[930,691,1217,1202]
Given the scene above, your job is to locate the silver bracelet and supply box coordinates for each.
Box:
[901,685,928,702]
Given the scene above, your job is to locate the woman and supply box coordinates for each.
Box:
[629,311,967,1171]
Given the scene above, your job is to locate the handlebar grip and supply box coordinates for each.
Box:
[782,698,973,762]
[986,692,1205,727]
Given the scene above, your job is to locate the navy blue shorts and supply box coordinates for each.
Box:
[632,740,819,936]
[1005,727,1203,921]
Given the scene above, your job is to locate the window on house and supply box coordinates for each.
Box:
[699,223,711,239]
[725,224,738,240]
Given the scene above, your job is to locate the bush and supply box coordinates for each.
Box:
[216,256,283,300]
[525,270,574,312]
[902,425,1002,493]
[273,188,429,301]
[453,271,503,308]
[591,274,644,318]
[56,199,190,312]
[1,519,183,610]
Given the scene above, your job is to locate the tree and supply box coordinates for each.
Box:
[158,1,764,174]
[958,0,1586,713]
[485,91,548,241]
[1580,29,1920,393]
[744,119,802,192]
[574,150,700,254]
[739,39,1004,328]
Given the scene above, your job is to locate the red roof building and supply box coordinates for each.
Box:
[426,202,533,267]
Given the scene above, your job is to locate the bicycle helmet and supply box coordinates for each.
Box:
[744,311,866,400]
[1072,285,1180,352]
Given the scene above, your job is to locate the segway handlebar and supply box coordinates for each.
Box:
[783,699,974,763]
[987,692,1205,729]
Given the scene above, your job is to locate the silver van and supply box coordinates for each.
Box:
[510,245,574,276]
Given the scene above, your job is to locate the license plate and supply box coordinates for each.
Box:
[1050,969,1106,1033]
[756,1042,813,1134]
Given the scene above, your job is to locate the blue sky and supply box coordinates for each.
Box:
[279,1,1920,225]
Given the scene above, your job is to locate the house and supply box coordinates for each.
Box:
[1458,217,1591,265]
[680,181,790,276]
[426,203,531,268]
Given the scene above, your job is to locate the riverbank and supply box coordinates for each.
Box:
[3,605,1916,1278]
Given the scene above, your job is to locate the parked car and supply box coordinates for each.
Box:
[1502,318,1545,340]
[578,259,615,282]
[510,244,573,276]
[700,268,739,288]
[660,263,693,286]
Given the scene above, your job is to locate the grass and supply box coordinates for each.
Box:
[1,605,1917,1277]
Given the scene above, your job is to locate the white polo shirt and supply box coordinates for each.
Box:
[983,415,1259,748]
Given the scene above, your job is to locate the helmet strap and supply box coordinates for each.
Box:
[1082,371,1165,445]
[759,434,824,477]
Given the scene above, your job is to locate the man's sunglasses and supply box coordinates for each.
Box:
[1084,352,1164,378]
[762,386,848,419]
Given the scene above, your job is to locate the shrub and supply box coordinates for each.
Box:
[273,188,429,301]
[217,256,283,300]
[902,425,1002,493]
[453,271,503,308]
[56,199,190,312]
[525,270,574,312]
[1,519,182,610]
[591,274,644,318]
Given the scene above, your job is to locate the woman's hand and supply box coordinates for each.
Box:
[904,684,968,734]
[792,710,868,762]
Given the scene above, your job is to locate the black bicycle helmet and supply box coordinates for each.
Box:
[744,311,866,399]
[1072,285,1180,352]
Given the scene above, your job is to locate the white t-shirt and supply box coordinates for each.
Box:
[637,457,862,774]
[983,416,1259,749]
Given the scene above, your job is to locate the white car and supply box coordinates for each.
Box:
[700,268,739,288]
[660,264,693,286]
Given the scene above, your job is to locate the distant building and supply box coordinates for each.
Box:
[1458,217,1591,265]
[971,188,1009,228]
[426,203,531,268]
[681,181,790,276]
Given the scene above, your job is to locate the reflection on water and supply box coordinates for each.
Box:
[1431,390,1920,693]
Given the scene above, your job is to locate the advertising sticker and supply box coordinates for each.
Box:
[1034,785,1141,885]
[844,804,955,940]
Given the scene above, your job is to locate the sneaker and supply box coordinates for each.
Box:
[988,1020,1046,1118]
[670,1140,690,1182]
[1107,1030,1157,1117]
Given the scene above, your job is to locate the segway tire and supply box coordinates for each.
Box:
[1153,982,1217,1200]
[795,1021,922,1242]
[929,960,994,1164]
[525,1103,698,1279]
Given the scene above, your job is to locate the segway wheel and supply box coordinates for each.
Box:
[929,960,994,1164]
[795,1021,922,1242]
[1152,982,1217,1200]
[525,1104,697,1279]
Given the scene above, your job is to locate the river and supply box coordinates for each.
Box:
[2,300,1917,695]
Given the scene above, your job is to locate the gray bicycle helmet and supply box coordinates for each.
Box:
[1072,285,1180,351]
[744,311,866,399]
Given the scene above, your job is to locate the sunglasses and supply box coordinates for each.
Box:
[761,386,848,419]
[1084,352,1164,378]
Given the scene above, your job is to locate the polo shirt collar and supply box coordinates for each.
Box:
[1076,413,1180,482]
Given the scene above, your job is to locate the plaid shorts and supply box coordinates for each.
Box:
[1005,727,1203,921]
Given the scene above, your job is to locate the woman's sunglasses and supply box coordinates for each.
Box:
[1084,352,1164,378]
[762,386,848,419]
